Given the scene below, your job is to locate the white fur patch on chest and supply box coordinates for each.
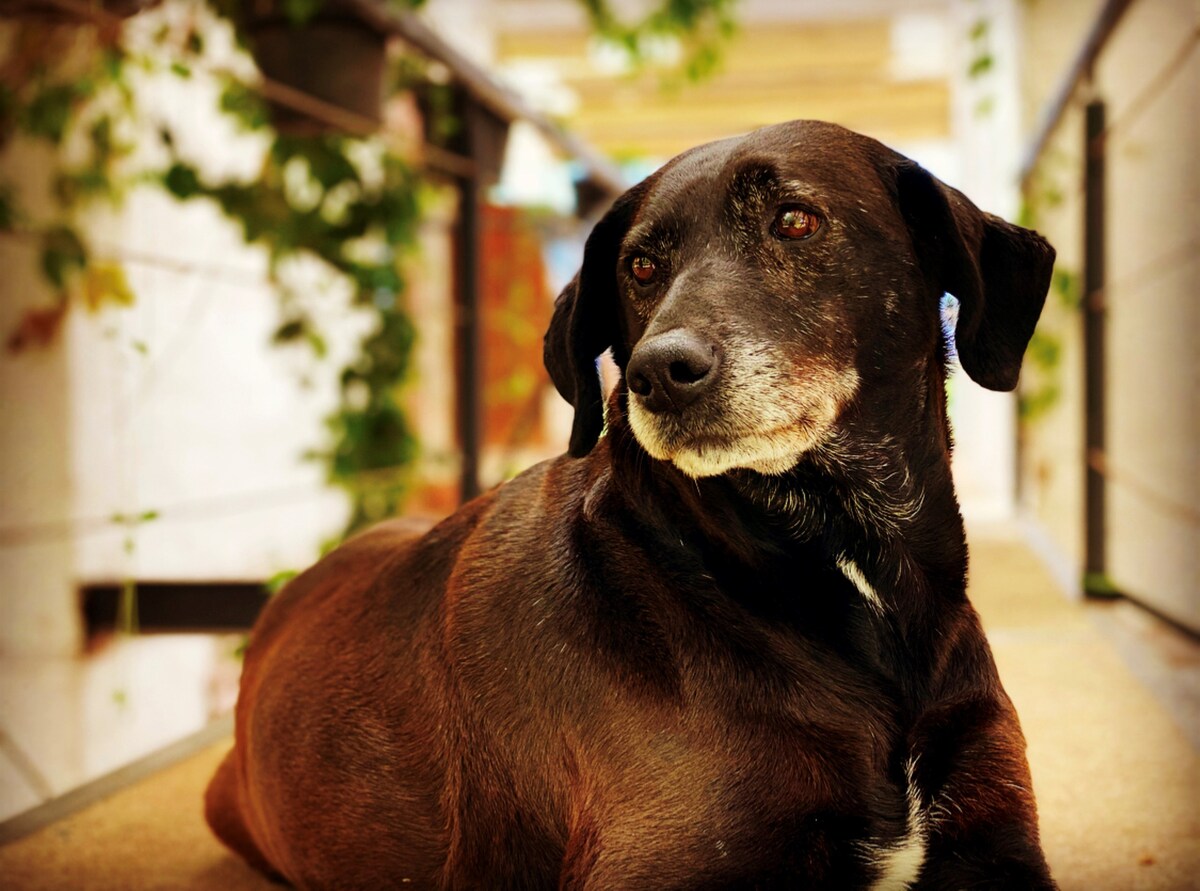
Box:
[836,555,886,616]
[835,558,928,887]
[863,758,928,890]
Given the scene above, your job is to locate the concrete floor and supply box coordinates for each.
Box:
[968,529,1200,890]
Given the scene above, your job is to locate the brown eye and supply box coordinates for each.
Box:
[774,207,820,240]
[631,256,656,283]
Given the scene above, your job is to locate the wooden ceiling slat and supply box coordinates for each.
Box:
[575,85,949,130]
[495,18,950,157]
[586,116,949,159]
[567,74,948,106]
[497,20,893,69]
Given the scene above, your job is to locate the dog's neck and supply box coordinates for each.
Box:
[602,372,967,617]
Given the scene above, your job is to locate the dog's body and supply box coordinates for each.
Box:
[207,121,1058,889]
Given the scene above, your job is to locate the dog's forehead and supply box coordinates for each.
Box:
[631,121,892,234]
[628,121,902,247]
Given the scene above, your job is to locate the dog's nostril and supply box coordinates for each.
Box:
[628,371,653,397]
[669,359,710,385]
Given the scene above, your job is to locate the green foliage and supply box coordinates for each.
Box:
[967,53,994,78]
[1018,264,1083,423]
[965,13,995,121]
[3,0,733,546]
[1,30,137,317]
[1018,318,1067,423]
[264,568,299,595]
[580,0,739,82]
[1020,147,1072,230]
[219,78,270,131]
[40,224,87,289]
[1025,328,1061,370]
[22,82,84,143]
[157,128,423,536]
[1083,572,1123,599]
[1051,268,1081,310]
[1019,146,1082,428]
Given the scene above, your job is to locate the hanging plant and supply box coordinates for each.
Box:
[1,0,740,543]
[213,0,429,134]
[2,4,424,538]
[162,91,425,534]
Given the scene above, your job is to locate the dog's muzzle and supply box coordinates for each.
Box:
[626,329,720,414]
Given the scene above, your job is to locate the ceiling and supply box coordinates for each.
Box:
[484,1,955,161]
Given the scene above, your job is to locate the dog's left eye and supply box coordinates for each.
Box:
[631,256,657,283]
[774,207,821,240]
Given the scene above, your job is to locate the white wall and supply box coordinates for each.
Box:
[1096,0,1200,629]
[0,139,82,657]
[67,191,360,584]
[0,8,375,655]
[1018,0,1200,629]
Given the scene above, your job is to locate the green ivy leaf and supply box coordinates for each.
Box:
[273,318,306,343]
[1018,384,1060,421]
[281,0,324,26]
[275,136,359,190]
[41,225,87,289]
[23,83,80,143]
[968,54,994,78]
[305,328,328,358]
[219,81,270,132]
[1026,329,1061,369]
[1052,268,1082,309]
[264,569,299,595]
[163,163,202,199]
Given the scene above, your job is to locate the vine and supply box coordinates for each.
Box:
[1018,150,1081,424]
[1,0,738,545]
[580,0,739,82]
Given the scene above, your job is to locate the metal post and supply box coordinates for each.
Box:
[454,173,482,503]
[1083,98,1107,587]
[452,98,509,504]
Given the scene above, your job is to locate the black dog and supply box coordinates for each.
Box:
[207,120,1057,889]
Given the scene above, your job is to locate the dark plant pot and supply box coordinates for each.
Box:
[244,4,386,135]
[1,0,160,20]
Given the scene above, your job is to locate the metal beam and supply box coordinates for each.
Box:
[1018,0,1135,185]
[1082,99,1107,584]
[343,0,626,201]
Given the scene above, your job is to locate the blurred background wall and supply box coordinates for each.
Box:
[1016,0,1199,632]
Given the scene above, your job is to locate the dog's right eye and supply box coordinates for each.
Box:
[631,256,657,283]
[773,206,821,240]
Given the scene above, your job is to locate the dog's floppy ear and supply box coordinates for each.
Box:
[544,182,648,457]
[895,161,1055,391]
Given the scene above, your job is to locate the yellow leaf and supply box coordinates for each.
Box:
[81,262,135,312]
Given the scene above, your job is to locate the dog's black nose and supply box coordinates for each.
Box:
[626,330,718,413]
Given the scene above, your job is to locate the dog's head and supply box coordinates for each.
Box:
[545,121,1054,477]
